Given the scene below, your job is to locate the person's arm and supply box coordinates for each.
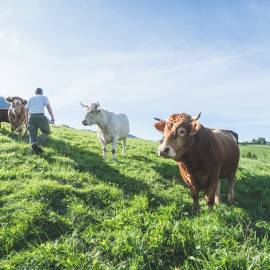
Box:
[25,107,29,126]
[46,103,55,124]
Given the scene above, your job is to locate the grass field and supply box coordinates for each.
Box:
[0,124,270,270]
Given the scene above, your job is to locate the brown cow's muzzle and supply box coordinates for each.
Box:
[158,143,177,159]
[158,146,170,157]
[12,108,20,114]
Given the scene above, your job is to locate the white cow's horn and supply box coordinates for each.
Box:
[80,102,88,108]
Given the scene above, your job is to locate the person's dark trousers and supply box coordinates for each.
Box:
[28,113,50,144]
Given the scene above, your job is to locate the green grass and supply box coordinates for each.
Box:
[240,144,270,159]
[0,124,270,270]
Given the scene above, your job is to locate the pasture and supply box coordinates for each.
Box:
[0,124,269,269]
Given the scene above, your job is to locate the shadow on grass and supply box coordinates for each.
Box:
[132,154,156,163]
[42,138,170,210]
[235,173,270,222]
[214,172,270,239]
[43,137,270,245]
[0,126,29,142]
[152,162,182,183]
[5,129,269,221]
[153,156,270,225]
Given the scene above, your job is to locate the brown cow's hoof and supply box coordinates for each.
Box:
[31,143,43,154]
[192,204,200,213]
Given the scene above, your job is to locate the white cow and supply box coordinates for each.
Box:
[81,102,129,160]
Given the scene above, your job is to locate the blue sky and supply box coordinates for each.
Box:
[1,0,270,141]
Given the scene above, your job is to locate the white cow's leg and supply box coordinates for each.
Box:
[102,147,107,160]
[97,130,107,160]
[101,142,107,160]
[122,138,127,156]
[99,139,107,160]
[112,139,118,161]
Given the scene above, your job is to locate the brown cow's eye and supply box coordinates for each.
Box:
[178,128,186,136]
[172,131,177,138]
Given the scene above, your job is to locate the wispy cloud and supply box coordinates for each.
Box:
[149,50,259,75]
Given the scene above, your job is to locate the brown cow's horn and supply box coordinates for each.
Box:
[154,117,165,122]
[80,102,88,108]
[5,96,13,103]
[192,112,201,121]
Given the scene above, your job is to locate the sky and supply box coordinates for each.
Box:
[0,0,270,141]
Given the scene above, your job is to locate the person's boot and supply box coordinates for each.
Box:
[31,142,43,154]
[37,134,49,145]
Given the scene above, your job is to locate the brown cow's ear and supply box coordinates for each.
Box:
[190,120,201,135]
[22,100,27,105]
[6,97,13,103]
[154,120,166,133]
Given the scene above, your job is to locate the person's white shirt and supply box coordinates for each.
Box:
[27,95,49,114]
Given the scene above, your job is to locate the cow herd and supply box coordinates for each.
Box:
[0,96,240,210]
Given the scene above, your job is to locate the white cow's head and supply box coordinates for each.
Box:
[81,102,102,126]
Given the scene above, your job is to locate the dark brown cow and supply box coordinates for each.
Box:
[6,96,27,135]
[154,112,239,210]
[0,109,9,128]
[221,129,238,144]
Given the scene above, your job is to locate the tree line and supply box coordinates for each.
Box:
[241,137,269,145]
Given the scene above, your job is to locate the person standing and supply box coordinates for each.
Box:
[26,88,55,154]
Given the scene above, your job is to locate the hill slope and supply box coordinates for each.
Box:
[0,125,270,269]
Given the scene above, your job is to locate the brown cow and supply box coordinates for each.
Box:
[154,112,239,210]
[6,96,28,135]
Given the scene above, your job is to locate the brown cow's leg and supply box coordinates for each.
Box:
[18,127,23,136]
[11,126,15,134]
[215,181,221,204]
[12,123,20,135]
[205,194,215,209]
[190,188,199,211]
[227,174,235,203]
[205,193,215,209]
[205,173,219,209]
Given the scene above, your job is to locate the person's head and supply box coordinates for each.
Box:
[35,88,43,95]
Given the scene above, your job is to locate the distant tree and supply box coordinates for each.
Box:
[257,137,266,145]
[251,137,267,145]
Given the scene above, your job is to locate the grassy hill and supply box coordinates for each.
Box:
[0,125,270,270]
